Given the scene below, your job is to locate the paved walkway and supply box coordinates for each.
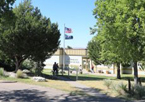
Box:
[1,77,144,102]
[0,79,127,102]
[0,81,68,102]
[58,76,127,102]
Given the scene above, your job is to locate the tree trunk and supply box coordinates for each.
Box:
[15,61,21,73]
[14,57,23,73]
[117,63,121,79]
[134,61,138,85]
[128,79,131,93]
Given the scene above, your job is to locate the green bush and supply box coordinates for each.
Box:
[132,85,145,99]
[31,68,36,75]
[32,68,42,76]
[31,61,44,76]
[123,84,145,99]
[113,82,145,99]
[129,85,136,96]
[31,66,43,76]
[16,70,24,78]
[0,68,4,76]
[104,79,113,89]
[112,83,128,96]
[21,60,35,70]
[104,79,145,99]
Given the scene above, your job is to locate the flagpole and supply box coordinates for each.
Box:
[62,24,65,76]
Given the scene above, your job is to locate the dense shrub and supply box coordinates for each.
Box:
[104,81,145,99]
[131,85,145,99]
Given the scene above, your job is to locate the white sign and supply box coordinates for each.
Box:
[65,56,82,65]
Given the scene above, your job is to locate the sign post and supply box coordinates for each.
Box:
[76,68,78,81]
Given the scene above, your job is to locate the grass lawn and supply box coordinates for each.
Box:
[76,74,145,99]
[0,69,77,92]
[78,79,128,97]
[1,68,145,100]
[0,77,77,92]
[54,69,145,100]
[42,68,52,75]
[65,74,116,81]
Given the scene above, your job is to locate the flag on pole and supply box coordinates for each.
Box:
[65,27,72,33]
[65,34,73,40]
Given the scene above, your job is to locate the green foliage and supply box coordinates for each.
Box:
[22,60,35,70]
[0,0,15,18]
[0,68,4,76]
[110,82,145,99]
[112,83,128,96]
[138,61,145,70]
[0,0,60,72]
[16,69,24,78]
[35,62,44,76]
[87,36,104,65]
[92,0,145,84]
[134,85,145,99]
[31,68,36,75]
[103,79,113,89]
[122,63,131,68]
[31,61,44,76]
[90,27,97,35]
[130,85,145,99]
[0,0,15,67]
[31,68,40,76]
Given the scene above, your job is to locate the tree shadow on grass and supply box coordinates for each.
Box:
[0,89,49,102]
[0,85,127,102]
[59,75,114,81]
[121,75,145,83]
[42,73,116,81]
[121,76,134,81]
[49,89,126,102]
[139,77,145,82]
[41,73,60,80]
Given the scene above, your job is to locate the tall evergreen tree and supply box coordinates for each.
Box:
[0,0,60,72]
[0,0,16,70]
[0,0,15,17]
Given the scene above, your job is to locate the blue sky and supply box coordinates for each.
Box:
[14,0,96,48]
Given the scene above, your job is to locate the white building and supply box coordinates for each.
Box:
[44,48,145,75]
[44,48,90,70]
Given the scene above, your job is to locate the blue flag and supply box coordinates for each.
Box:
[65,34,73,40]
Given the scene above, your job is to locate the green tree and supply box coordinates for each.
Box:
[88,33,122,79]
[0,0,60,72]
[0,0,16,71]
[0,0,15,17]
[0,0,15,18]
[88,36,103,65]
[93,0,145,84]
